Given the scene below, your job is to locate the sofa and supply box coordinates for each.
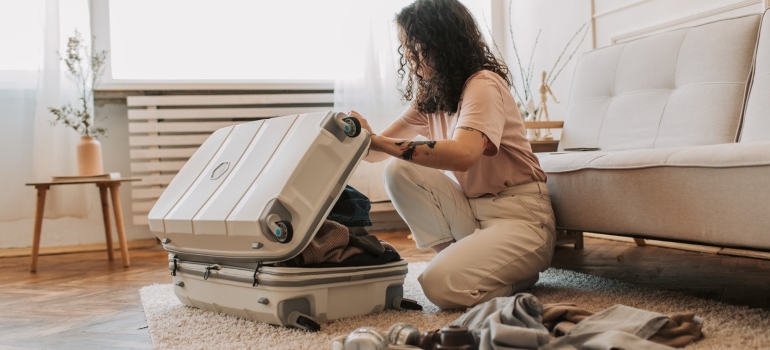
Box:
[539,9,770,252]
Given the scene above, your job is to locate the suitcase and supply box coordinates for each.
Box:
[147,111,420,331]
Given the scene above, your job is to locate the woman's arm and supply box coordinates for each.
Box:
[347,111,418,163]
[348,111,487,171]
[371,127,486,172]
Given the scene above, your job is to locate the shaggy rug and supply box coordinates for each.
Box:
[140,262,770,349]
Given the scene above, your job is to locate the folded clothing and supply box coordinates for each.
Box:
[274,220,400,267]
[327,185,373,227]
[450,294,703,350]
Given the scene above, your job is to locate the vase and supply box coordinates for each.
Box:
[77,136,104,176]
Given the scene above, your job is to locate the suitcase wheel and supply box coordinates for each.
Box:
[296,314,321,332]
[342,117,362,138]
[275,220,293,243]
[393,297,423,311]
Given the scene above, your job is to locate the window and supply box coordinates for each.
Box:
[108,0,364,81]
[0,0,90,88]
[106,0,492,83]
[0,1,44,71]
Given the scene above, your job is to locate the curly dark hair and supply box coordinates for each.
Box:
[396,0,511,115]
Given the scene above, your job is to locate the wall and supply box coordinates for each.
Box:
[502,0,593,134]
[593,0,768,46]
[500,0,768,132]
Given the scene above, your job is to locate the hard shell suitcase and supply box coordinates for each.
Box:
[148,111,420,331]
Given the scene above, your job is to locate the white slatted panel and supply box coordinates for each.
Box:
[127,91,334,225]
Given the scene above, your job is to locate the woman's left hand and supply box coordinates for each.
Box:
[347,110,375,136]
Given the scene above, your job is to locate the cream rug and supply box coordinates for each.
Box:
[140,262,770,349]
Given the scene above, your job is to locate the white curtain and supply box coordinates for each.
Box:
[334,0,411,202]
[0,0,92,221]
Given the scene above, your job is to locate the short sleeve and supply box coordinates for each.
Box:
[456,72,506,156]
[395,105,430,138]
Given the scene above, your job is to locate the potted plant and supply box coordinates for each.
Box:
[48,30,108,176]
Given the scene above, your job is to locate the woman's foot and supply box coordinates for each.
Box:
[511,274,540,295]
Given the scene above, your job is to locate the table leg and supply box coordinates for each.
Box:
[108,183,131,267]
[98,184,114,261]
[30,185,49,272]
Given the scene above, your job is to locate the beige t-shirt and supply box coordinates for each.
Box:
[395,70,547,198]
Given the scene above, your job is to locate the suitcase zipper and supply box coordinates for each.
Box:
[171,254,178,276]
[172,260,408,287]
[203,264,222,280]
[253,261,263,287]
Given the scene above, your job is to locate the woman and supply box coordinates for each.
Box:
[349,0,555,309]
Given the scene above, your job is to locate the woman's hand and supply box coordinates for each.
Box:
[347,110,386,153]
[346,110,375,136]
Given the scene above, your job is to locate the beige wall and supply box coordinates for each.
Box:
[503,0,593,139]
[500,0,768,132]
[593,0,767,46]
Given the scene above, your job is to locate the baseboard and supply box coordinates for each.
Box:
[584,233,770,260]
[0,239,160,258]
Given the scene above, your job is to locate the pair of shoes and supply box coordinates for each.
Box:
[511,274,540,295]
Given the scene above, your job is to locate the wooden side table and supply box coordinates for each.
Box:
[525,121,564,153]
[25,178,139,272]
[530,139,560,153]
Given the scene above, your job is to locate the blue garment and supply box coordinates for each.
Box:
[327,185,372,227]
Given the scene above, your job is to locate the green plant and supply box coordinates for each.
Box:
[48,30,108,137]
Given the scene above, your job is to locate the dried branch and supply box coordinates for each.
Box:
[547,21,590,86]
[508,0,530,102]
[50,30,108,138]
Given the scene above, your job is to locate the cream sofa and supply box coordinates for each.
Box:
[540,10,770,252]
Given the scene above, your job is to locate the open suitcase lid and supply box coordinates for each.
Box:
[147,111,371,265]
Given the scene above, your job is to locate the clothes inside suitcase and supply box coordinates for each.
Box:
[148,111,421,331]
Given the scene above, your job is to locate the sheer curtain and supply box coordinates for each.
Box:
[334,0,411,202]
[0,0,91,221]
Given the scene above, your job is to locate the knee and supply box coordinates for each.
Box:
[418,263,468,309]
[383,158,407,184]
[383,159,415,195]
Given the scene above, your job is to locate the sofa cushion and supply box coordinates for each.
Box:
[539,142,770,250]
[540,142,770,173]
[560,14,760,152]
[741,8,770,143]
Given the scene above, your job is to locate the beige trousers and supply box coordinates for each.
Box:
[383,159,556,309]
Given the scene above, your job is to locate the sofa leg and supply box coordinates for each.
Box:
[633,238,646,246]
[570,230,584,249]
[556,229,584,250]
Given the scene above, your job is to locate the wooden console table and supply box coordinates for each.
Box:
[25,178,139,272]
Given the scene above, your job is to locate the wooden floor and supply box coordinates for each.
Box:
[1,232,769,349]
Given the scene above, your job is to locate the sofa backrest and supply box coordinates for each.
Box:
[740,8,770,143]
[559,14,760,152]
